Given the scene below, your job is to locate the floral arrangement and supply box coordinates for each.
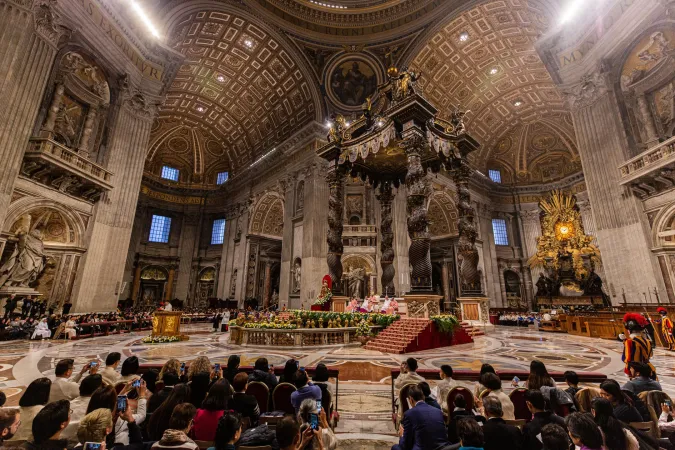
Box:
[313,289,333,305]
[354,320,372,337]
[141,335,180,344]
[243,321,297,329]
[431,315,460,334]
[288,311,400,329]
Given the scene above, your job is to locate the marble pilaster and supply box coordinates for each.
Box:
[392,185,410,294]
[0,0,65,230]
[566,72,662,303]
[278,176,295,308]
[300,163,329,309]
[175,214,199,301]
[70,89,156,312]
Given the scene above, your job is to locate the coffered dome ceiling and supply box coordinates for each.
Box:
[409,0,581,185]
[145,5,322,184]
[141,0,580,188]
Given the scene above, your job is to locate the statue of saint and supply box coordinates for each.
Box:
[347,267,365,299]
[0,217,47,288]
[292,260,301,293]
[535,273,550,297]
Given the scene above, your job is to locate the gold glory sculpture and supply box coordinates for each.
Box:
[528,190,604,301]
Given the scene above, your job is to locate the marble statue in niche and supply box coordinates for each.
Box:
[346,266,365,299]
[292,258,301,293]
[0,215,47,288]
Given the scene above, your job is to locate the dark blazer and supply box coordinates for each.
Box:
[483,417,523,450]
[393,401,449,450]
[522,411,565,450]
[231,392,261,425]
[148,386,173,413]
[447,409,485,444]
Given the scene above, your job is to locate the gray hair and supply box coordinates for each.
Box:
[297,398,317,424]
[483,395,503,418]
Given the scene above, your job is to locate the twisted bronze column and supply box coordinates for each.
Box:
[453,161,481,295]
[403,132,432,292]
[377,181,395,296]
[326,165,346,294]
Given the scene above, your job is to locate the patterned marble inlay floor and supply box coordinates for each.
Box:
[3,325,675,442]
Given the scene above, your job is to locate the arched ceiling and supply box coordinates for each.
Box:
[410,0,579,185]
[145,6,322,184]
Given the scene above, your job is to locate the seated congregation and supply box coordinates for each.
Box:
[390,357,675,450]
[0,353,337,450]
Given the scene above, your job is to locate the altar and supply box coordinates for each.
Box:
[151,311,189,341]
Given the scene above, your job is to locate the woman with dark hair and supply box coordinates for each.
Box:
[527,360,556,391]
[312,363,335,410]
[591,397,639,450]
[565,412,604,450]
[86,385,117,414]
[142,368,159,394]
[600,380,643,423]
[224,355,240,384]
[279,359,298,383]
[147,383,192,441]
[193,379,232,441]
[119,356,140,383]
[13,377,51,441]
[210,412,242,450]
[86,381,148,445]
[474,363,496,398]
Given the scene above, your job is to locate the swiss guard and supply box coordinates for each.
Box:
[657,307,675,351]
[622,313,656,379]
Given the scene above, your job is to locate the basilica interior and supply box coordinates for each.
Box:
[2,0,675,448]
[0,0,672,314]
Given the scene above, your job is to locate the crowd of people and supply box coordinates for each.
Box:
[0,353,337,450]
[388,356,674,450]
[497,312,543,327]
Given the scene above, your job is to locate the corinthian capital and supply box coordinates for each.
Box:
[562,71,609,110]
[32,0,69,47]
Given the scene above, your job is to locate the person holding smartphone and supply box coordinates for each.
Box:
[113,380,148,446]
[297,399,337,450]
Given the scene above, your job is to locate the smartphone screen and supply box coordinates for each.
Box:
[309,413,319,430]
[180,362,185,372]
[84,443,102,450]
[214,363,221,372]
[90,361,98,367]
[317,400,322,412]
[116,395,127,412]
[132,379,141,388]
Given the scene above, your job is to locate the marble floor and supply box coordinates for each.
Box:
[2,325,675,446]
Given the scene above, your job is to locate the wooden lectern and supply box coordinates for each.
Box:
[152,311,189,340]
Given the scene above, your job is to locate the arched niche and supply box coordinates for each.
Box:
[427,191,459,238]
[1,199,88,308]
[249,193,284,238]
[138,265,169,307]
[197,266,217,305]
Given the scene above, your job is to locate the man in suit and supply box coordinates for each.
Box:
[392,384,450,450]
[522,390,565,450]
[482,395,523,450]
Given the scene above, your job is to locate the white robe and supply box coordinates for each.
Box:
[64,320,77,339]
[361,299,369,311]
[32,321,51,339]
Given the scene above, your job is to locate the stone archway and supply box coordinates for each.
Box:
[427,191,459,238]
[2,200,88,307]
[249,193,284,238]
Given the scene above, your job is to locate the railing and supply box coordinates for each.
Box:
[143,171,220,190]
[619,135,675,182]
[26,138,113,185]
[343,225,377,234]
[229,325,381,347]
